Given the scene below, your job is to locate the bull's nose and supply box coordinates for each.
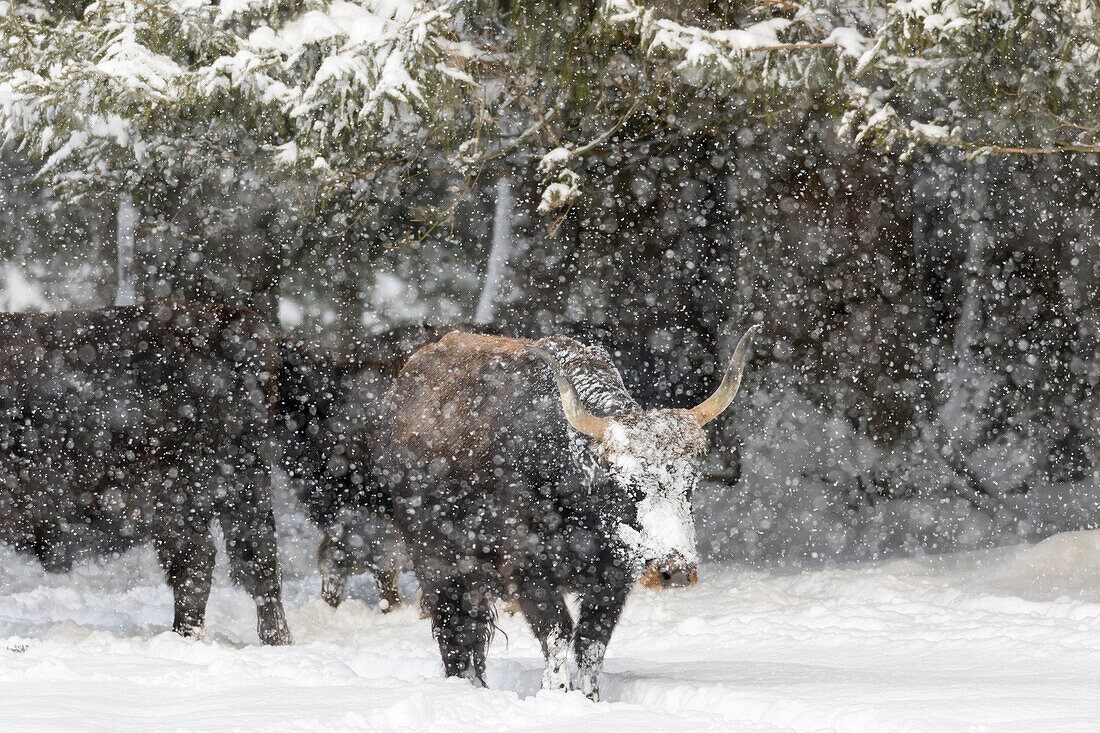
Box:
[640,558,698,589]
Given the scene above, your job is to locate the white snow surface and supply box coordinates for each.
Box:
[2,499,1099,731]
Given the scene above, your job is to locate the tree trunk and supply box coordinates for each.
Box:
[115,193,137,306]
[942,161,986,440]
[475,177,514,324]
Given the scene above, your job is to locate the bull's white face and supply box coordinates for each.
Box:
[595,410,706,586]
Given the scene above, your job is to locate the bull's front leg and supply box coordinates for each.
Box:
[516,570,574,692]
[154,517,216,640]
[573,576,630,701]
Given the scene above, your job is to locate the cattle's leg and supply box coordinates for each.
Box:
[33,522,73,574]
[155,525,216,639]
[374,568,402,612]
[516,574,573,692]
[319,530,403,612]
[219,478,292,646]
[423,576,492,685]
[573,580,630,701]
[318,532,352,608]
[360,510,406,612]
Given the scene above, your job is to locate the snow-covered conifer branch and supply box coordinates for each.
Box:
[0,0,468,209]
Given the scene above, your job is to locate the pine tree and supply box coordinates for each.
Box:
[2,0,1096,313]
[0,0,466,315]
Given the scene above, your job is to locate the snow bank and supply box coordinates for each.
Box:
[962,530,1100,602]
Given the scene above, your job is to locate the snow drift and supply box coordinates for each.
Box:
[1,489,1097,732]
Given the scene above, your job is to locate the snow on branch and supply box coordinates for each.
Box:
[601,0,830,79]
[0,0,469,198]
[833,0,1100,156]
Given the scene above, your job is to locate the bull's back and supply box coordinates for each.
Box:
[381,332,572,580]
[0,301,271,432]
[385,332,551,467]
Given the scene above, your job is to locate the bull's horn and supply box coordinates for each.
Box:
[689,324,760,426]
[525,344,610,440]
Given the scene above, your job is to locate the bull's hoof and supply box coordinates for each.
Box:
[173,623,207,641]
[259,627,293,646]
[320,575,346,609]
[257,603,293,646]
[577,675,600,702]
[464,670,487,689]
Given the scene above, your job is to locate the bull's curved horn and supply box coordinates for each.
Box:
[689,324,760,426]
[525,344,610,440]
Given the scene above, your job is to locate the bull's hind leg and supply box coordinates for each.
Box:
[33,522,74,574]
[374,568,402,612]
[219,502,292,645]
[318,531,402,611]
[154,526,216,639]
[321,510,407,611]
[218,468,292,646]
[318,532,352,608]
[517,573,573,691]
[423,576,493,685]
[317,528,403,611]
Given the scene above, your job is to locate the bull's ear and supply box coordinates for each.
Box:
[688,324,760,426]
[525,344,610,440]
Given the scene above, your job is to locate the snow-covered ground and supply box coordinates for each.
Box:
[2,503,1099,732]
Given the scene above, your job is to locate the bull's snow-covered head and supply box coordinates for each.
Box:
[526,325,759,589]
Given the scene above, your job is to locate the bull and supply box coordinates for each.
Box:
[377,326,758,698]
[0,301,291,645]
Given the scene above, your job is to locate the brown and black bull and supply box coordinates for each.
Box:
[0,301,291,645]
[377,326,759,699]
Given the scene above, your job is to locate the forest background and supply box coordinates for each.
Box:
[1,0,1097,563]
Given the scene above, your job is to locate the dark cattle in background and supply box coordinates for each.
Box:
[0,301,291,645]
[276,324,505,609]
[377,327,757,698]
